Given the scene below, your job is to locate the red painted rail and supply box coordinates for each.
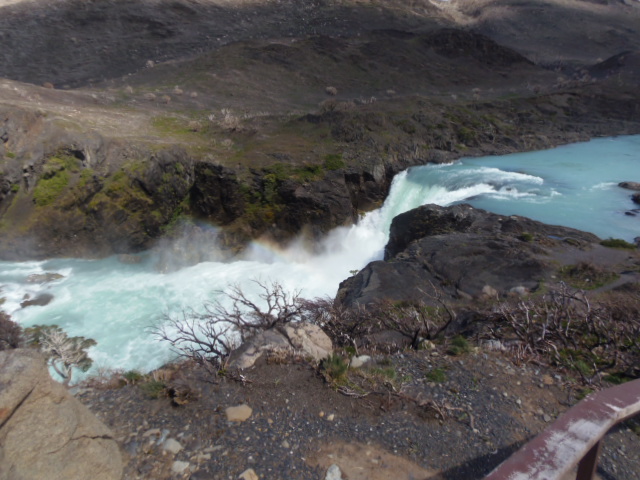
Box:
[484,378,640,480]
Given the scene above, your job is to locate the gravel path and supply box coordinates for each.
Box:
[77,347,640,479]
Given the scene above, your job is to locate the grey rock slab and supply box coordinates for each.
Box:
[0,349,123,480]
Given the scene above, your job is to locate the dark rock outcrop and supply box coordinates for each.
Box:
[619,181,640,191]
[276,171,356,237]
[20,293,54,308]
[0,349,123,480]
[633,193,640,205]
[337,204,600,307]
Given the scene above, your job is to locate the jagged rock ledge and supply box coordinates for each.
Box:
[336,203,638,307]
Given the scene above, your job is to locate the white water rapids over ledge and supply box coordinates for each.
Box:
[1,135,639,379]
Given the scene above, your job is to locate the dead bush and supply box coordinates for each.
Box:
[484,285,640,384]
[0,312,23,350]
[152,280,306,373]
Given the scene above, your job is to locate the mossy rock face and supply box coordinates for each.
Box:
[0,147,197,258]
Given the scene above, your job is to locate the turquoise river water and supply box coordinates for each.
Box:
[1,135,638,380]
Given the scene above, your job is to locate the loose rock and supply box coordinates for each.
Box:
[226,404,253,422]
[172,461,190,474]
[239,468,259,480]
[163,438,183,455]
[325,464,343,480]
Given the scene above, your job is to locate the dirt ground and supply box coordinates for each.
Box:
[76,345,640,479]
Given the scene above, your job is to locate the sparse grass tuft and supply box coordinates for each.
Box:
[123,370,144,384]
[447,335,471,356]
[558,262,618,290]
[520,232,534,242]
[600,238,636,250]
[323,154,346,171]
[140,379,167,399]
[322,354,349,384]
[426,367,447,383]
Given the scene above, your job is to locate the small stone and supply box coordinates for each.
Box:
[327,414,335,421]
[502,392,508,398]
[516,399,522,405]
[239,468,259,480]
[482,285,499,298]
[509,286,528,296]
[319,411,325,418]
[163,438,183,455]
[325,464,342,480]
[142,428,161,437]
[542,375,554,385]
[172,461,190,474]
[543,414,551,422]
[349,355,371,369]
[193,453,211,462]
[226,404,252,422]
[281,440,290,449]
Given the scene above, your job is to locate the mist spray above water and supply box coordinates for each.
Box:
[1,135,638,378]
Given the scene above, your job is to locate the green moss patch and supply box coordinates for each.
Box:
[33,169,70,206]
[558,262,618,290]
[600,238,637,250]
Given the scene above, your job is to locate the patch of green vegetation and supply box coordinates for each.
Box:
[140,379,166,399]
[33,169,70,206]
[89,163,150,210]
[32,155,84,207]
[520,232,534,242]
[6,151,16,159]
[10,183,19,193]
[457,126,477,144]
[447,335,471,356]
[151,116,194,136]
[43,155,80,178]
[603,373,628,385]
[426,367,447,383]
[76,168,95,189]
[322,354,349,384]
[323,154,346,171]
[558,262,618,290]
[123,370,144,384]
[600,238,636,250]
[368,366,397,381]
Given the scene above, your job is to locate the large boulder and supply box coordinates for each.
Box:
[337,204,601,307]
[228,322,332,369]
[0,349,123,480]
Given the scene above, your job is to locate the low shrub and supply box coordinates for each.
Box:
[321,354,349,383]
[600,238,636,249]
[426,367,447,383]
[140,379,167,399]
[447,335,471,356]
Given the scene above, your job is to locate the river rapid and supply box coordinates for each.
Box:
[1,135,639,379]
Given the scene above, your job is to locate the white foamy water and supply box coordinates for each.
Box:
[1,135,639,380]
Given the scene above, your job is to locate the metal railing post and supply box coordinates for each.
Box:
[484,378,640,480]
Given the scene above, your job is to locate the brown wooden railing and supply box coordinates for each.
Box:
[484,378,640,480]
